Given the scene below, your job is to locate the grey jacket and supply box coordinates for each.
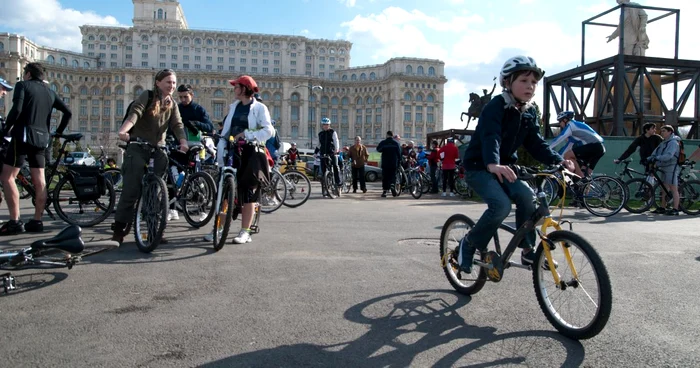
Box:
[649,135,681,169]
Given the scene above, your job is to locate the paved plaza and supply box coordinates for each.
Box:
[1,181,699,367]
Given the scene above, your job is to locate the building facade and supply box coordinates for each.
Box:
[0,0,446,155]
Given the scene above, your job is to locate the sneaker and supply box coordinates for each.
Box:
[449,192,455,197]
[521,249,558,270]
[353,189,357,193]
[441,192,447,197]
[362,189,367,193]
[0,220,25,236]
[391,187,398,197]
[232,229,252,244]
[665,208,680,216]
[24,219,44,233]
[203,232,214,242]
[651,207,667,214]
[456,236,476,273]
[198,213,208,222]
[167,209,179,221]
[381,191,387,197]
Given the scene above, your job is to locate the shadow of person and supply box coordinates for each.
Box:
[200,289,585,367]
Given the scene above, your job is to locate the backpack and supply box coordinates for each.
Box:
[122,90,153,133]
[677,139,686,165]
[272,131,281,150]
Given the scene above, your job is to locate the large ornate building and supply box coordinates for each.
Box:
[0,0,446,153]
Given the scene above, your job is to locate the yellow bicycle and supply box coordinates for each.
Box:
[440,165,612,340]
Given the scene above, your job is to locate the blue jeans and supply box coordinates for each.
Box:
[465,170,536,251]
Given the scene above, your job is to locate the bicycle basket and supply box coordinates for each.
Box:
[68,165,106,200]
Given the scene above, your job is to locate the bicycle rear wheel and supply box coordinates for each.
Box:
[679,180,700,215]
[622,178,654,213]
[103,168,122,213]
[439,214,487,295]
[181,171,216,228]
[532,230,612,340]
[324,172,337,199]
[134,176,168,253]
[213,175,235,252]
[260,170,287,213]
[53,176,115,227]
[409,171,422,199]
[581,176,626,217]
[281,171,311,208]
[454,175,473,198]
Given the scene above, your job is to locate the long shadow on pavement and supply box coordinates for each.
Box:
[199,289,585,367]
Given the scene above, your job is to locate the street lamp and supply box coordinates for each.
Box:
[294,84,323,148]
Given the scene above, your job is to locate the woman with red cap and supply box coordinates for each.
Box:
[209,75,274,244]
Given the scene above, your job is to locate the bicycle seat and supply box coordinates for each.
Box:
[30,225,85,254]
[54,133,83,142]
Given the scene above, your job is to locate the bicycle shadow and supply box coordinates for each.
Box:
[0,271,69,296]
[199,289,585,367]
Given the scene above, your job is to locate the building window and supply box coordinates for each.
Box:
[212,102,224,119]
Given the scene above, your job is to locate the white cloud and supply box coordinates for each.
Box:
[339,0,357,8]
[0,0,124,52]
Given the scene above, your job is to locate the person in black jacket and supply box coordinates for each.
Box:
[318,117,341,195]
[614,122,662,168]
[176,84,213,144]
[1,62,72,235]
[376,130,402,197]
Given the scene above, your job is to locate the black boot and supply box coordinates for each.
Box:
[111,221,131,244]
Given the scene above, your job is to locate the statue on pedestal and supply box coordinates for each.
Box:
[606,0,649,56]
[460,77,496,130]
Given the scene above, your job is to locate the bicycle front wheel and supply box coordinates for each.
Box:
[181,171,216,228]
[324,172,337,199]
[53,175,115,227]
[409,171,422,199]
[103,168,122,212]
[439,214,487,295]
[622,178,654,213]
[213,175,235,252]
[134,176,168,253]
[281,171,311,208]
[532,230,612,340]
[581,176,626,217]
[260,170,287,213]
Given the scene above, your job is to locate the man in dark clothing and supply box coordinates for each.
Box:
[614,122,662,168]
[318,117,341,194]
[1,62,72,235]
[377,130,402,197]
[176,84,213,145]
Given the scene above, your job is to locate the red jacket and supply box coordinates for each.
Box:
[440,143,459,170]
[427,148,440,165]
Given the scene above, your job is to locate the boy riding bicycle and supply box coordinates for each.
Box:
[457,55,574,273]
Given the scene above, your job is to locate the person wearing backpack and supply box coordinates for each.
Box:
[647,125,682,215]
[265,120,281,164]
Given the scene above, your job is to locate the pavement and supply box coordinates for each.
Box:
[0,181,699,367]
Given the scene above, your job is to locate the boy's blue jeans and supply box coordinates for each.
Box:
[464,170,537,251]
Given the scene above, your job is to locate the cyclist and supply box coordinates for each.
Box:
[440,138,459,197]
[318,117,341,196]
[458,55,574,273]
[1,63,72,235]
[265,120,281,165]
[177,84,213,146]
[204,75,273,244]
[0,77,12,98]
[377,130,402,197]
[614,122,662,168]
[111,69,188,244]
[549,111,605,178]
[286,142,299,167]
[647,125,681,215]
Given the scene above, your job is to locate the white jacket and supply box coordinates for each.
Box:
[217,99,274,166]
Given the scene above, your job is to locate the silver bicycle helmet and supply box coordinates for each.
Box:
[499,55,545,88]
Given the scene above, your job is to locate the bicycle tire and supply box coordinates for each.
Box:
[532,230,612,340]
[181,171,216,228]
[454,176,472,198]
[103,168,123,212]
[134,175,168,253]
[420,172,431,194]
[679,179,700,215]
[324,172,337,199]
[394,170,404,197]
[213,175,235,252]
[581,176,626,217]
[281,171,311,208]
[53,175,115,227]
[622,178,654,213]
[260,170,287,213]
[439,214,487,295]
[409,171,422,199]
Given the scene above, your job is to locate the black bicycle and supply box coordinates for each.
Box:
[320,154,341,199]
[1,225,119,294]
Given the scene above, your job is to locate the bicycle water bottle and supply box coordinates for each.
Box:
[170,165,179,183]
[176,172,185,188]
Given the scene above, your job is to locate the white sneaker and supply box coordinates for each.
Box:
[449,192,455,197]
[232,229,252,244]
[198,213,208,222]
[441,192,447,197]
[167,209,179,221]
[203,232,213,242]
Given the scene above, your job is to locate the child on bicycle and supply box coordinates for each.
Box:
[457,56,574,273]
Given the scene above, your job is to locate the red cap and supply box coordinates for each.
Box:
[228,75,259,93]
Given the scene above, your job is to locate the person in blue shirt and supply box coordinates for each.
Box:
[549,111,605,177]
[416,145,428,168]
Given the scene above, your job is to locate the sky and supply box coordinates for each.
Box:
[1,0,699,130]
